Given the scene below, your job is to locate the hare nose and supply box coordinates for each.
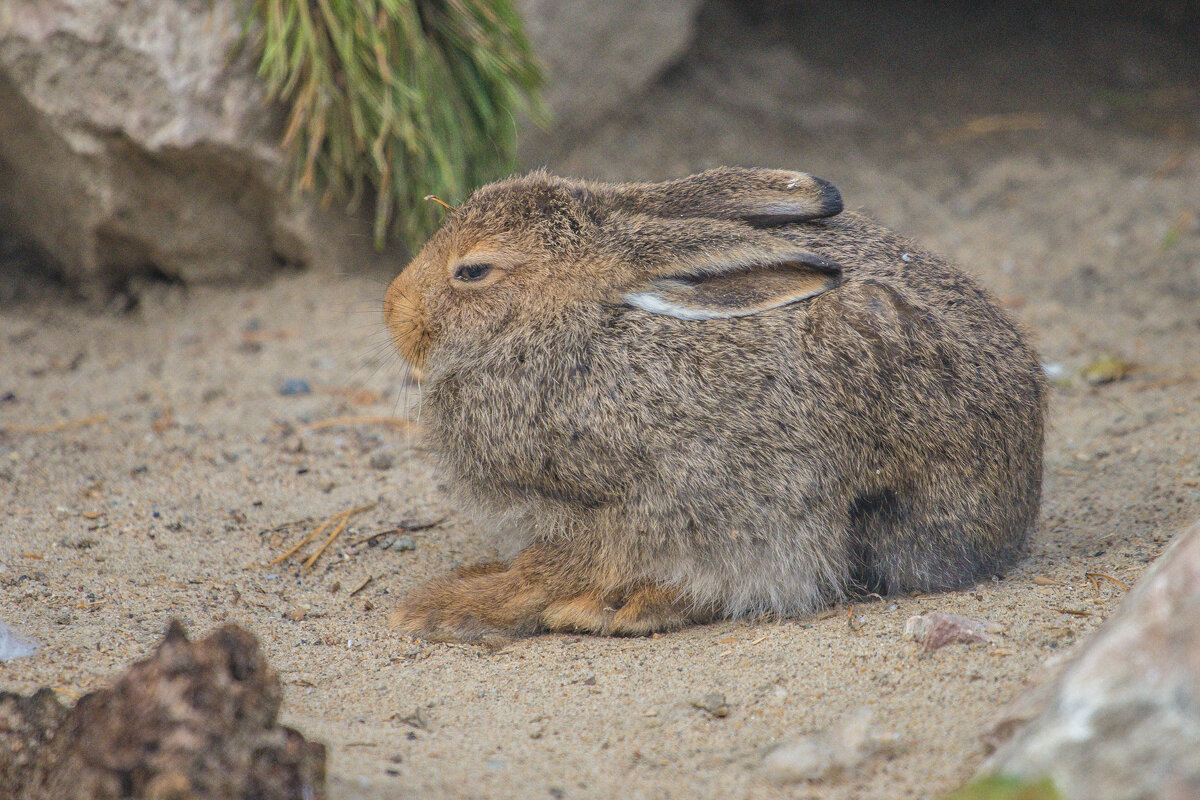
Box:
[384,271,432,369]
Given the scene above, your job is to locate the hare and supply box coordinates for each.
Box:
[384,167,1046,642]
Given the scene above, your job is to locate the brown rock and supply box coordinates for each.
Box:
[0,620,325,800]
[981,519,1200,800]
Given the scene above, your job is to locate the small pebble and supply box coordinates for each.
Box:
[761,708,898,784]
[284,607,307,622]
[390,537,416,552]
[901,252,912,262]
[278,379,312,396]
[692,692,730,718]
[0,621,41,662]
[904,612,1003,652]
[1080,355,1135,386]
[1041,362,1067,379]
[369,450,395,470]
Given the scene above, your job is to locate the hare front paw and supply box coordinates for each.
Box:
[389,563,541,644]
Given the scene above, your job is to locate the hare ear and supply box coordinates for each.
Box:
[602,168,843,226]
[623,251,841,320]
[723,174,844,227]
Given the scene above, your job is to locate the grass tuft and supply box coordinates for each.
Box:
[248,0,543,249]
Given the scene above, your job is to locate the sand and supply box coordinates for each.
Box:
[1,3,1198,798]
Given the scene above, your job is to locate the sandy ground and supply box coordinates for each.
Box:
[2,3,1199,799]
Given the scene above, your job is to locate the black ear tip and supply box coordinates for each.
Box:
[795,252,842,275]
[811,176,844,218]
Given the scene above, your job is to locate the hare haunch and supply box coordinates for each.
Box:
[384,168,1046,641]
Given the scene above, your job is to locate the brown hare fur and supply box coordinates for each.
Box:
[383,167,1047,642]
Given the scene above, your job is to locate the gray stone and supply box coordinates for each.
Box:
[760,708,901,784]
[0,0,395,295]
[982,519,1200,800]
[516,0,702,138]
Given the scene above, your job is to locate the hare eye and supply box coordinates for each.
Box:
[454,263,492,282]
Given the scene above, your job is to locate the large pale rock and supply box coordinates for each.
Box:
[516,0,702,135]
[982,519,1200,800]
[0,0,394,294]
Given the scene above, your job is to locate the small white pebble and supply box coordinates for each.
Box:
[0,622,41,662]
[1042,362,1067,379]
[901,253,912,262]
[786,179,799,189]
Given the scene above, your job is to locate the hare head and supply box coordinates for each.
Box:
[384,167,845,372]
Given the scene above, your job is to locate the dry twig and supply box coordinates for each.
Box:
[269,503,378,571]
[1085,572,1129,592]
[2,414,108,435]
[1054,608,1097,617]
[303,415,419,432]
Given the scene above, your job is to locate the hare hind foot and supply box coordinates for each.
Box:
[391,565,698,642]
[390,540,706,642]
[540,585,696,636]
[610,585,698,635]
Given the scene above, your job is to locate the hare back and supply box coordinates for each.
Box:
[423,213,1046,615]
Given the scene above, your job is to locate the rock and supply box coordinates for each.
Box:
[277,378,312,397]
[691,692,729,718]
[1079,355,1136,386]
[515,0,701,138]
[368,449,395,471]
[0,621,40,662]
[981,519,1200,800]
[0,0,396,296]
[0,620,326,800]
[904,612,1004,652]
[760,708,900,784]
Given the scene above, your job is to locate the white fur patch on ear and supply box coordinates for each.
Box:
[623,251,842,321]
[623,291,812,320]
[622,292,728,320]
